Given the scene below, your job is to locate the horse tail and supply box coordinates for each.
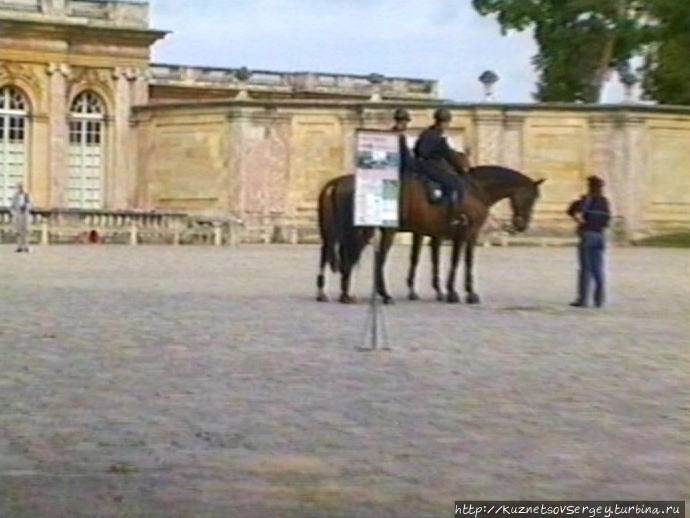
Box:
[332,177,371,273]
[318,177,341,273]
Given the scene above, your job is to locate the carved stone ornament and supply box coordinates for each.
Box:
[0,61,43,101]
[112,67,142,81]
[46,62,72,78]
[67,67,115,105]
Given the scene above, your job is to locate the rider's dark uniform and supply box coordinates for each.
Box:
[391,108,414,176]
[413,125,465,205]
[398,132,413,174]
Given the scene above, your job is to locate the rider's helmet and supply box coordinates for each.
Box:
[433,107,453,123]
[393,108,412,122]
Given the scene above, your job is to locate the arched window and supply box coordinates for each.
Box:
[68,91,105,209]
[0,86,29,206]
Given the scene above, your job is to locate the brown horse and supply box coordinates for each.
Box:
[317,165,544,304]
[406,166,545,304]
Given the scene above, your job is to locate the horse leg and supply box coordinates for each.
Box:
[446,238,463,304]
[464,237,481,304]
[406,233,423,301]
[375,230,396,305]
[316,244,329,302]
[430,237,444,301]
[339,244,357,304]
[339,266,356,304]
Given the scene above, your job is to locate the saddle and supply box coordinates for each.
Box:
[406,162,449,206]
[422,178,446,205]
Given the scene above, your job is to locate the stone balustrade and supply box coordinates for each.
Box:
[149,64,439,100]
[0,207,631,248]
[68,0,149,27]
[0,0,40,12]
[0,208,244,246]
[0,0,150,28]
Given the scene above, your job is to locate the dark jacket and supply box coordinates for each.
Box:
[397,132,413,174]
[414,126,454,162]
[567,195,611,233]
[414,126,469,177]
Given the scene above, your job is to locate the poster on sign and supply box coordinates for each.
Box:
[354,130,401,228]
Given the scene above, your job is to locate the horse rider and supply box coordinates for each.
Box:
[392,108,414,173]
[413,108,468,226]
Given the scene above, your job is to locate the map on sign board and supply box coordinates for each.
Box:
[354,130,401,228]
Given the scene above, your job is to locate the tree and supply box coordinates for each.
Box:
[472,0,649,103]
[640,0,690,105]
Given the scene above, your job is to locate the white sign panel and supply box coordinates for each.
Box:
[354,130,401,228]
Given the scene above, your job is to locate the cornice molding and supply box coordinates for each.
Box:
[0,17,168,46]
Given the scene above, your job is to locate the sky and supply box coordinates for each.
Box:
[150,0,630,103]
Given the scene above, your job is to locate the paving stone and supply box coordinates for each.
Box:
[0,245,688,517]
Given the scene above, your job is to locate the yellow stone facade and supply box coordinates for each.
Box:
[2,0,689,242]
[134,101,690,240]
[0,0,162,210]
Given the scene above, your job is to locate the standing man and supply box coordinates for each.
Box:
[413,108,468,226]
[567,176,611,308]
[10,183,32,253]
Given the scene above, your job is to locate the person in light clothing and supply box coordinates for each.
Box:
[10,183,32,253]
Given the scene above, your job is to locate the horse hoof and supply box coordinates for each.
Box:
[339,295,356,304]
[446,292,461,304]
[466,293,481,305]
[408,292,420,301]
[435,292,445,302]
[316,294,329,303]
[382,296,395,305]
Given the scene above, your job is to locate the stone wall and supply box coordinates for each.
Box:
[129,101,690,244]
[133,100,690,242]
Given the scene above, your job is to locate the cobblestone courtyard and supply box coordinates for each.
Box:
[0,244,688,517]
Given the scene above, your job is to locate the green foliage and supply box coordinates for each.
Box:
[634,232,690,248]
[472,0,690,105]
[640,0,690,105]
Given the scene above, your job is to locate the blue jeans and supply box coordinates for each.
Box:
[576,231,606,306]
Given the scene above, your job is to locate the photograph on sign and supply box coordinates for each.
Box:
[354,130,401,228]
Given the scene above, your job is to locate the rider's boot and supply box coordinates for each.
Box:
[447,191,468,227]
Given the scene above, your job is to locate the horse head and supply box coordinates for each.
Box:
[508,178,545,233]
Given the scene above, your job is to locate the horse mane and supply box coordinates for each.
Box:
[460,165,533,205]
[469,165,533,188]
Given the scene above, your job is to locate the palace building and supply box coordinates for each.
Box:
[1,0,689,243]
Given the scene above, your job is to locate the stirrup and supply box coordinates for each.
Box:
[448,213,469,227]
